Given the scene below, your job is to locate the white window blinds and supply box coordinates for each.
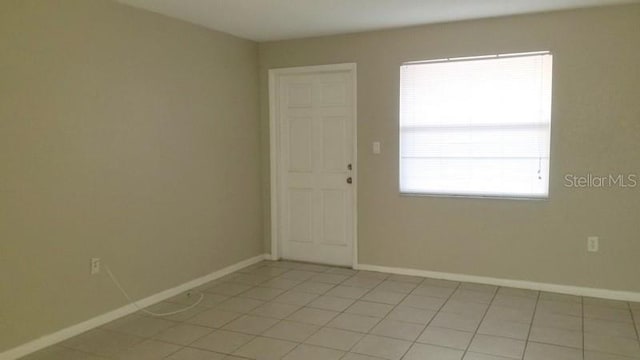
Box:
[399,52,553,198]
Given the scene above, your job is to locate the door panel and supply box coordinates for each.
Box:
[287,189,312,244]
[287,117,313,172]
[276,68,355,266]
[321,189,347,246]
[321,116,347,172]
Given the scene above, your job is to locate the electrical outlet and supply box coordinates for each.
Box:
[587,236,599,253]
[90,258,101,275]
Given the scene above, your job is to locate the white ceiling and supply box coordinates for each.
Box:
[115,0,638,41]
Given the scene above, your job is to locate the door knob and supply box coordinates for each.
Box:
[346,177,352,184]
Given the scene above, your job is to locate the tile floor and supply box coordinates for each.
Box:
[24,260,640,360]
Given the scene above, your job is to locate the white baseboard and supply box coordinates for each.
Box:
[356,263,640,303]
[1,254,270,360]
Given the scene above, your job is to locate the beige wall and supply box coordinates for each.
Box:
[259,5,640,292]
[0,0,262,351]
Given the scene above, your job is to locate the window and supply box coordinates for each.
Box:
[399,52,553,198]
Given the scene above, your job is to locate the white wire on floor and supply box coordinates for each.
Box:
[104,264,205,317]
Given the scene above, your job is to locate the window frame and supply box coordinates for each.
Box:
[398,51,553,200]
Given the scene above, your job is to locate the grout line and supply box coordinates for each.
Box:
[628,301,640,342]
[460,285,500,359]
[521,291,542,359]
[401,279,464,358]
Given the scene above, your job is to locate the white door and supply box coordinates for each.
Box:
[271,64,356,267]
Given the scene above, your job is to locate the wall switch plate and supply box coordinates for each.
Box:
[587,236,599,252]
[372,141,381,154]
[91,258,101,275]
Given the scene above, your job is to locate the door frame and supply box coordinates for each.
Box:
[268,63,358,268]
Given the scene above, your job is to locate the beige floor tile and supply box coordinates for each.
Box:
[584,350,640,359]
[411,285,456,299]
[308,295,355,311]
[232,336,297,360]
[362,290,407,305]
[402,344,464,360]
[584,305,634,323]
[450,289,495,304]
[140,302,208,322]
[536,300,582,317]
[216,297,265,313]
[351,335,412,360]
[346,301,395,317]
[106,315,177,337]
[585,318,638,339]
[115,339,181,359]
[417,326,474,350]
[153,323,213,345]
[388,274,424,284]
[286,307,340,325]
[309,273,350,284]
[232,273,272,286]
[282,344,345,360]
[539,292,582,304]
[342,277,384,289]
[421,278,459,288]
[403,343,464,360]
[430,311,483,332]
[460,283,498,293]
[204,282,252,296]
[584,333,640,358]
[260,277,302,290]
[61,329,144,357]
[484,305,534,324]
[296,263,332,273]
[370,319,425,341]
[478,319,531,340]
[304,327,364,350]
[584,298,630,309]
[386,306,436,325]
[327,313,382,333]
[524,342,583,360]
[293,281,335,294]
[533,312,582,331]
[249,301,301,319]
[468,334,526,359]
[375,280,418,294]
[238,286,285,301]
[21,346,109,360]
[326,285,370,299]
[166,346,226,359]
[441,300,490,316]
[222,314,279,335]
[273,290,319,306]
[280,270,318,281]
[190,330,254,354]
[464,352,514,360]
[491,295,537,311]
[497,287,539,299]
[529,325,583,348]
[262,320,320,342]
[187,309,243,328]
[400,295,447,311]
[341,353,388,360]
